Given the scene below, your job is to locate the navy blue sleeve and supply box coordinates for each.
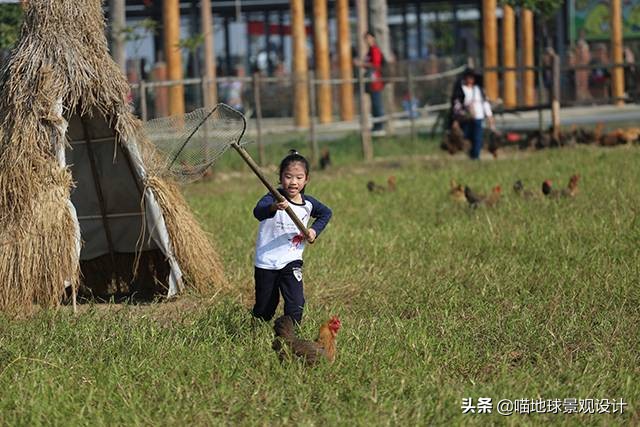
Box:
[306,195,332,237]
[253,193,276,221]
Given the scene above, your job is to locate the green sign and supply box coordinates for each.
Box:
[571,0,640,40]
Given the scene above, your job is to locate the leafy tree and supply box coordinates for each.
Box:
[502,0,563,17]
[119,18,158,57]
[0,4,23,50]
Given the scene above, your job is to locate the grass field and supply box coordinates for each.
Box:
[1,137,639,425]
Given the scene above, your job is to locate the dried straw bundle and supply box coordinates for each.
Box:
[0,0,225,312]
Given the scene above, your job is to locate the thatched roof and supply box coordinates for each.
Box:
[0,0,226,313]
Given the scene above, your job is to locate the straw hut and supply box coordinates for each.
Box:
[0,0,226,312]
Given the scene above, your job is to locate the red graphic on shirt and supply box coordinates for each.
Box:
[290,234,305,248]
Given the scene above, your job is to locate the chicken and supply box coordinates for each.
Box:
[484,185,502,207]
[560,174,580,197]
[487,130,503,158]
[600,129,624,146]
[513,180,537,199]
[272,315,341,365]
[621,127,640,143]
[464,185,501,207]
[442,124,470,155]
[544,174,580,199]
[464,186,484,206]
[593,122,605,144]
[367,176,396,193]
[319,147,331,170]
[541,180,559,198]
[367,180,386,193]
[449,179,466,203]
[387,175,397,192]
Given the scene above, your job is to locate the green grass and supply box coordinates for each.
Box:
[213,132,442,171]
[1,143,639,425]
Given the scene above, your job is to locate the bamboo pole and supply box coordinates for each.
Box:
[482,0,498,101]
[201,0,218,108]
[336,0,354,121]
[502,4,516,108]
[611,0,625,106]
[163,0,185,116]
[522,8,535,107]
[313,0,332,123]
[291,0,310,127]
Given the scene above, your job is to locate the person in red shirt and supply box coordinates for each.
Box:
[357,31,385,133]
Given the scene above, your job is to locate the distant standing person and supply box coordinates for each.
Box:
[222,66,245,113]
[356,31,385,135]
[450,68,496,160]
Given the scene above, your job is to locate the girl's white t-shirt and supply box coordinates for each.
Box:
[253,192,332,270]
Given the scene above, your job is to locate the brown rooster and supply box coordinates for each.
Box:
[272,315,341,365]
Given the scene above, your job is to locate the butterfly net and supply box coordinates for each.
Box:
[143,104,246,183]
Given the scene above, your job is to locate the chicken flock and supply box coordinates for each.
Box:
[449,174,580,207]
[442,124,640,157]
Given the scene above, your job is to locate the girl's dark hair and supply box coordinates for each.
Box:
[279,150,310,178]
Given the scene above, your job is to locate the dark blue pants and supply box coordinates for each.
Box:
[370,90,384,131]
[463,119,484,160]
[252,260,305,323]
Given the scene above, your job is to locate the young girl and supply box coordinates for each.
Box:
[252,151,332,324]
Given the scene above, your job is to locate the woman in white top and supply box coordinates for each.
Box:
[450,68,496,159]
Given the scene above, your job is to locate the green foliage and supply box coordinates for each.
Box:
[0,140,639,424]
[0,4,22,50]
[502,0,563,17]
[119,18,157,56]
[178,33,205,54]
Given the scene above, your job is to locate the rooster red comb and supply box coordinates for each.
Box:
[328,316,341,331]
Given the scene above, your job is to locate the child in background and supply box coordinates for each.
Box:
[252,151,332,324]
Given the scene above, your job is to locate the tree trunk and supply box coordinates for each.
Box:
[201,0,217,108]
[369,0,394,133]
[110,0,126,73]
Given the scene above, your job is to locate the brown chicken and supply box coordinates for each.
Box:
[600,129,624,146]
[560,174,580,197]
[464,185,501,207]
[621,127,640,143]
[593,122,605,144]
[272,315,341,365]
[449,179,466,203]
[387,175,397,192]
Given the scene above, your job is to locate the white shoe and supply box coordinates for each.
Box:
[371,129,386,137]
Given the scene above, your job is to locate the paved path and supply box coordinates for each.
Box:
[243,104,640,143]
